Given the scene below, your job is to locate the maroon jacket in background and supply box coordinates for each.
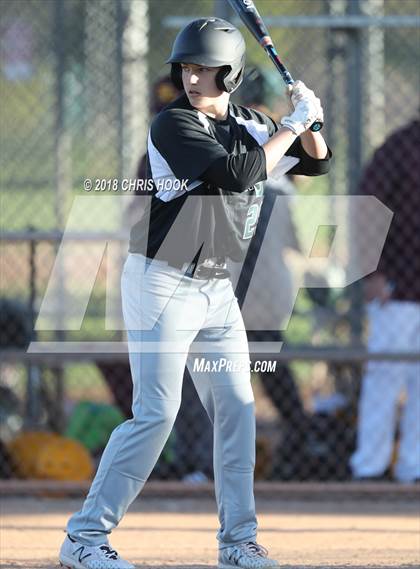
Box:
[359,119,420,302]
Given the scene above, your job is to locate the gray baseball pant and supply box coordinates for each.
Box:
[67,253,257,548]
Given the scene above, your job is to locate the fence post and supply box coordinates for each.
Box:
[362,0,385,154]
[345,0,364,343]
[52,0,68,432]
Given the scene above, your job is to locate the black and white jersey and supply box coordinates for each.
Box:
[129,93,330,265]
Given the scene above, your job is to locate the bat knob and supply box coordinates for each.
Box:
[310,121,323,132]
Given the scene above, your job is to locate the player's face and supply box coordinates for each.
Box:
[181,63,228,117]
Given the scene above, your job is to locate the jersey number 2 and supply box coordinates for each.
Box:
[243,204,260,240]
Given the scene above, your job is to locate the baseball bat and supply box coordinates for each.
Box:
[227,0,323,132]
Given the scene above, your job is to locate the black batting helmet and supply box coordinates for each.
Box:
[166,18,246,94]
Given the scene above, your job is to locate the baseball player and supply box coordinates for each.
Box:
[59,18,331,569]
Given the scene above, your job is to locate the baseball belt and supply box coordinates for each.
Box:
[184,257,230,280]
[145,256,230,280]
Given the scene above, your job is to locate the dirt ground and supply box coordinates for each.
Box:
[1,495,419,569]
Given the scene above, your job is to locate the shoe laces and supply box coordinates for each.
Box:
[99,545,119,560]
[238,542,268,558]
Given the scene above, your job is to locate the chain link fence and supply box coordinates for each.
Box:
[1,0,419,483]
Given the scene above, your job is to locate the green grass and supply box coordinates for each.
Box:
[1,187,124,231]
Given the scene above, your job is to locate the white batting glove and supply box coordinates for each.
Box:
[287,80,318,108]
[281,81,323,135]
[280,98,324,136]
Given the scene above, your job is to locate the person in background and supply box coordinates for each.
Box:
[230,67,307,478]
[350,118,420,483]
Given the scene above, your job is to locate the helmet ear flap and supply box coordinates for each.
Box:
[229,65,245,93]
[216,66,230,92]
[216,62,245,94]
[170,63,183,90]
